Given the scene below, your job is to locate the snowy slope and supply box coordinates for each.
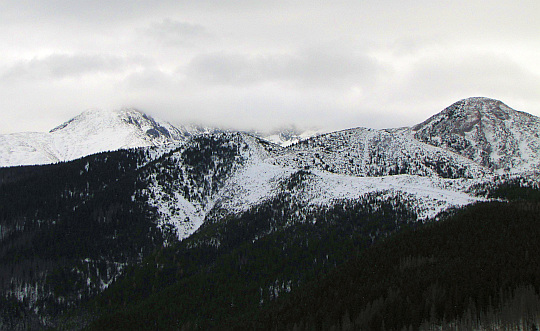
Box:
[215,159,485,223]
[272,127,490,179]
[141,131,493,239]
[0,108,214,167]
[412,97,540,174]
[0,132,59,166]
[138,97,540,240]
[142,133,264,240]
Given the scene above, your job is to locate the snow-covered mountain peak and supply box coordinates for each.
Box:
[412,97,540,173]
[414,97,513,133]
[51,108,125,132]
[45,108,188,161]
[3,97,540,175]
[50,107,174,140]
[0,108,212,167]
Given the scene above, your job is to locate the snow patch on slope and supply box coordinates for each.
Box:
[303,171,484,220]
[142,133,257,240]
[217,161,296,215]
[145,175,209,240]
[215,156,486,222]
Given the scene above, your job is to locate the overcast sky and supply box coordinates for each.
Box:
[1,1,539,133]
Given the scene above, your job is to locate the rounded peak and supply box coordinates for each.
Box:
[414,97,517,133]
[411,97,540,171]
[459,96,502,103]
[446,96,506,109]
[49,107,159,133]
[443,97,514,119]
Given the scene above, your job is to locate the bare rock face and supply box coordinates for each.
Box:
[413,97,540,173]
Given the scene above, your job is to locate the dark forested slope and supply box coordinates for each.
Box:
[87,190,418,330]
[245,191,540,330]
[0,148,167,329]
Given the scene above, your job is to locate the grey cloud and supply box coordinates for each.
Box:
[286,48,383,87]
[123,68,178,90]
[185,47,383,88]
[0,0,155,23]
[386,35,442,56]
[144,19,210,46]
[405,53,540,100]
[370,51,540,126]
[0,1,285,27]
[186,53,260,85]
[1,54,147,80]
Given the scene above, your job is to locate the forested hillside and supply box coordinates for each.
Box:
[87,190,418,330]
[238,188,540,330]
[0,148,167,329]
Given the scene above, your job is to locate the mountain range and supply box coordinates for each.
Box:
[1,97,540,329]
[2,97,539,173]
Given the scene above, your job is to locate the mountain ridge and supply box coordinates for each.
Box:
[3,97,539,172]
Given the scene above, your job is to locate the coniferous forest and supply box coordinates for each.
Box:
[0,149,167,329]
